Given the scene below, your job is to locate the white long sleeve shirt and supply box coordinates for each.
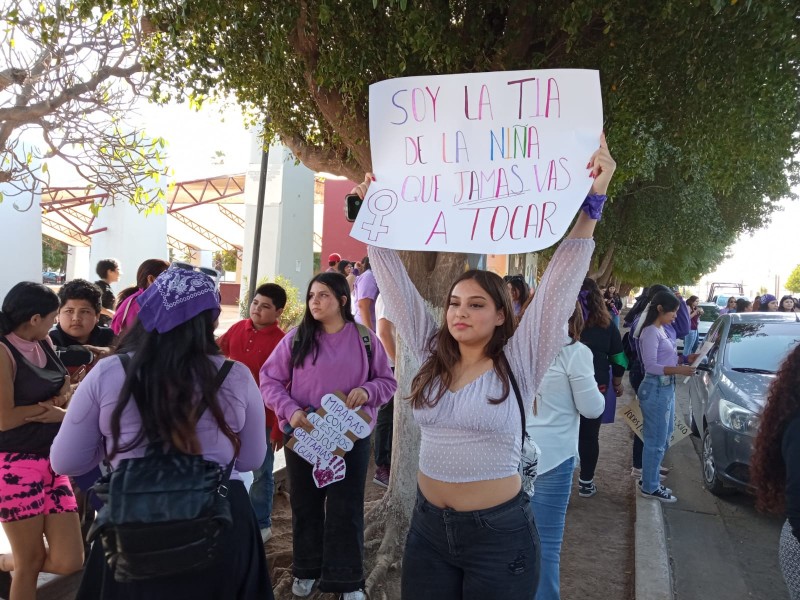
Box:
[526,339,605,475]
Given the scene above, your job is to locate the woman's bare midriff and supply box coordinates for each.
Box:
[417,471,522,511]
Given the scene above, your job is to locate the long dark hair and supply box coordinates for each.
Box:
[581,277,611,329]
[409,270,515,409]
[624,284,671,328]
[640,291,680,331]
[506,275,529,307]
[568,301,584,343]
[336,260,351,275]
[0,282,60,335]
[751,344,800,514]
[117,258,169,306]
[291,272,354,368]
[108,311,240,459]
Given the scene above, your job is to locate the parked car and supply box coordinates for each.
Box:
[687,312,800,495]
[42,271,64,284]
[696,302,720,345]
[714,294,750,309]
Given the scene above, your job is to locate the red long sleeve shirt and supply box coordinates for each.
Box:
[218,319,285,442]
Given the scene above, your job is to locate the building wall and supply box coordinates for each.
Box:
[321,179,367,269]
[0,185,42,301]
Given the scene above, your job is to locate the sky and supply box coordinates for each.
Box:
[698,194,799,299]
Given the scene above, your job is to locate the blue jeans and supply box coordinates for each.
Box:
[611,314,620,331]
[401,488,540,599]
[530,457,575,600]
[249,426,275,529]
[682,330,699,358]
[638,375,675,493]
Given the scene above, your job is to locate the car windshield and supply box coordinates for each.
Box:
[700,305,720,322]
[724,322,800,372]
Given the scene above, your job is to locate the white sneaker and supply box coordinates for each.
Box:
[292,578,316,597]
[260,527,273,543]
[341,591,366,600]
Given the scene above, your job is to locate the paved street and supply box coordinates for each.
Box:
[662,381,787,600]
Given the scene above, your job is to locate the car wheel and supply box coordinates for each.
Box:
[689,400,700,437]
[701,428,734,496]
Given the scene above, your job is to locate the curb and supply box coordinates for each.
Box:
[634,480,673,599]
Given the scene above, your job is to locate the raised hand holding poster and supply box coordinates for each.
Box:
[350,69,603,253]
[285,392,372,488]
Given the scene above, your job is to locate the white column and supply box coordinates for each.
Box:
[65,246,92,281]
[198,250,214,269]
[241,135,315,300]
[0,186,43,300]
[89,197,168,293]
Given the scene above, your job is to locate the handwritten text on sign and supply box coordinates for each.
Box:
[350,69,603,253]
[285,393,372,488]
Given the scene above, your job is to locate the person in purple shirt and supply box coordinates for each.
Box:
[353,256,379,331]
[51,266,273,599]
[635,291,697,502]
[626,284,691,478]
[260,271,396,600]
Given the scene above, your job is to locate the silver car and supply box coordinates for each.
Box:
[688,312,800,495]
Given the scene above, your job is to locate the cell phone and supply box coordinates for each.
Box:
[345,194,363,222]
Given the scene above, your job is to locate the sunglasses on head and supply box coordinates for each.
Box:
[172,262,221,285]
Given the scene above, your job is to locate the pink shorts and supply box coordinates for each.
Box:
[0,453,77,522]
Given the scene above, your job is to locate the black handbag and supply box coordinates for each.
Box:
[87,356,236,582]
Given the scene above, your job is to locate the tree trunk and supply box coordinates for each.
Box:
[589,242,615,285]
[364,250,466,600]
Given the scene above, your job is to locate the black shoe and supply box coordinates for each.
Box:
[578,479,597,497]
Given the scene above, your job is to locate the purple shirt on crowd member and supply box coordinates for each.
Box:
[353,269,379,329]
[50,354,267,481]
[260,322,396,434]
[630,297,690,364]
[639,325,679,375]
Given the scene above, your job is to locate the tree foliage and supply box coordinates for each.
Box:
[0,0,168,211]
[41,234,67,272]
[90,0,800,287]
[787,264,800,294]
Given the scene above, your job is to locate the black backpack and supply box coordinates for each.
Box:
[87,355,236,582]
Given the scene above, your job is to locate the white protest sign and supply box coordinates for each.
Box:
[682,340,715,383]
[618,396,691,446]
[350,69,603,253]
[285,393,372,488]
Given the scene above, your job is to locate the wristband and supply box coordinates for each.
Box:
[581,193,607,220]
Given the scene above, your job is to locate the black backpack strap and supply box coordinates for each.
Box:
[213,359,234,389]
[355,323,373,363]
[502,353,525,455]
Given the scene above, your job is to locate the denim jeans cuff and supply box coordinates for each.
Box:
[293,565,322,580]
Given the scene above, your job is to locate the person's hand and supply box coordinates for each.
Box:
[351,172,375,200]
[686,353,700,365]
[25,401,67,423]
[289,409,313,432]
[345,387,369,409]
[589,133,616,196]
[84,345,112,360]
[53,377,74,406]
[675,365,696,377]
[614,382,624,397]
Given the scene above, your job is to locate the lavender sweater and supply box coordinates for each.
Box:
[639,325,679,376]
[260,323,396,432]
[369,239,594,483]
[50,354,267,480]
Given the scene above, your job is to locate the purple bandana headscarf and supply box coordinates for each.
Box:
[760,294,777,306]
[137,266,221,334]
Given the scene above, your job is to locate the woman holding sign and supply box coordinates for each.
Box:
[355,134,615,600]
[260,272,396,600]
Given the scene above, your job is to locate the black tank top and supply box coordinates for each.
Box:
[0,337,68,455]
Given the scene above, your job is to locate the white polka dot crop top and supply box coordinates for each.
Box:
[369,239,595,483]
